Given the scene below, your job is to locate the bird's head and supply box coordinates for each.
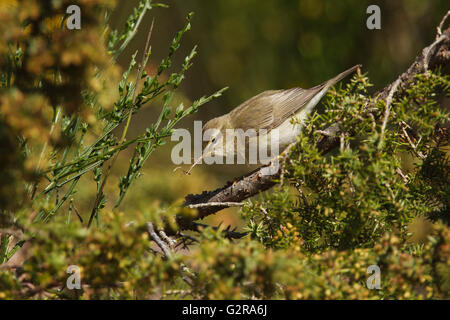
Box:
[185,115,231,174]
[201,116,228,154]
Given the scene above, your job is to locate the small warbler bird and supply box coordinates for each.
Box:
[189,64,361,172]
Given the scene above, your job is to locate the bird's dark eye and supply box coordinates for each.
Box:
[212,137,216,143]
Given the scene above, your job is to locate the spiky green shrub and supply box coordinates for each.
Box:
[0,0,449,300]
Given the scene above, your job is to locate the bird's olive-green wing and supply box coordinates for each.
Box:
[228,84,325,132]
[228,65,361,132]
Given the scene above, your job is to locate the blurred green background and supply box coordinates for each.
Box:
[104,0,448,231]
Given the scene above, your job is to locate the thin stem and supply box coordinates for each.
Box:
[379,79,401,148]
[88,19,155,228]
[31,107,61,199]
[113,0,151,60]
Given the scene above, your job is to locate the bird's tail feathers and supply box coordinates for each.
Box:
[326,64,362,89]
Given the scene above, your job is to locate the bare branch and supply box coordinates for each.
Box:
[400,121,426,159]
[379,78,401,146]
[436,10,450,39]
[187,202,244,209]
[147,222,172,258]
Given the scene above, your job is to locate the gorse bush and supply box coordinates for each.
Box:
[0,0,449,299]
[244,72,449,252]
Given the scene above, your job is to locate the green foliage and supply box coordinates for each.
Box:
[243,72,449,253]
[0,211,184,299]
[107,0,168,59]
[0,1,226,227]
[0,0,449,300]
[1,218,448,299]
[0,0,224,286]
